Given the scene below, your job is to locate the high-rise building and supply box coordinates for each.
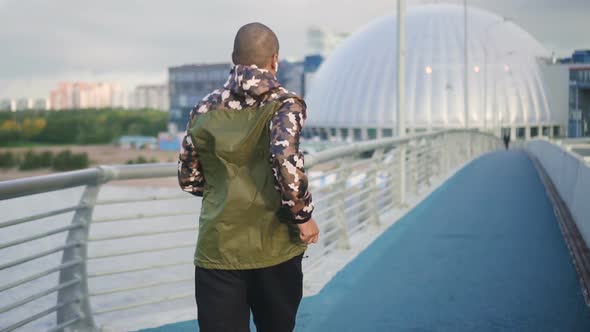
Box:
[33,98,50,110]
[50,82,124,110]
[129,84,169,111]
[16,98,34,111]
[168,63,230,132]
[0,99,16,112]
[50,82,74,110]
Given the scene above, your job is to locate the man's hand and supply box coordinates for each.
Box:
[297,218,320,244]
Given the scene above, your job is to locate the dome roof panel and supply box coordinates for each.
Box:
[306,4,553,130]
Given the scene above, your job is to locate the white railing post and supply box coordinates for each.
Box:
[398,143,407,206]
[368,149,384,227]
[442,134,450,172]
[425,138,433,186]
[57,183,101,331]
[335,160,352,250]
[411,141,419,196]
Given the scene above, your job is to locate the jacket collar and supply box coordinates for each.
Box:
[224,64,281,99]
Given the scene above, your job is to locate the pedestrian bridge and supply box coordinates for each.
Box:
[1,130,590,331]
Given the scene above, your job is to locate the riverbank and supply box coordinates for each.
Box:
[0,145,178,182]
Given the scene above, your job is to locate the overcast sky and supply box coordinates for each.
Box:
[0,0,588,98]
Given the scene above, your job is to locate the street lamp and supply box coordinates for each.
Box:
[493,51,516,136]
[483,17,513,132]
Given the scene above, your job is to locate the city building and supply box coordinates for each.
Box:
[568,64,590,137]
[277,60,304,96]
[50,82,124,110]
[307,27,349,56]
[33,98,50,111]
[572,50,590,64]
[168,63,230,132]
[50,82,74,110]
[0,99,16,112]
[158,132,184,151]
[303,55,324,97]
[129,84,169,111]
[15,98,34,111]
[305,4,567,141]
[560,50,590,64]
[302,28,349,97]
[116,136,158,150]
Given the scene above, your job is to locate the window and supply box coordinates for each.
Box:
[353,128,362,141]
[178,95,188,107]
[340,128,349,139]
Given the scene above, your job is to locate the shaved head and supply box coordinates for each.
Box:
[232,22,279,68]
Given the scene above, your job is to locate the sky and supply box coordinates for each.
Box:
[0,0,588,98]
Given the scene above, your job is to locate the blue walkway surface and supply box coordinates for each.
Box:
[140,150,590,332]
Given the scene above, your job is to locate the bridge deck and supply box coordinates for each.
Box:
[140,150,590,331]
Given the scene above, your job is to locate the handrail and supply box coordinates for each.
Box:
[0,129,503,331]
[0,260,83,293]
[0,129,484,200]
[0,168,102,200]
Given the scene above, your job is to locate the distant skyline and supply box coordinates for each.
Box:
[0,0,588,98]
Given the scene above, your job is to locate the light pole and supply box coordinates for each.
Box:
[464,0,469,129]
[397,0,407,205]
[397,0,406,138]
[483,17,512,133]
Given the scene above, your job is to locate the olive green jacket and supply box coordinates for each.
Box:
[189,100,307,269]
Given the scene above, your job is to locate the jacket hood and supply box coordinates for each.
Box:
[224,64,281,99]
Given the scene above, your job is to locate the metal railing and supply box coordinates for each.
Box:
[0,129,502,331]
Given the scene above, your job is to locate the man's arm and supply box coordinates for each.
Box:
[269,95,314,223]
[177,104,207,196]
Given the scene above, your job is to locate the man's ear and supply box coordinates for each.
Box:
[271,54,279,71]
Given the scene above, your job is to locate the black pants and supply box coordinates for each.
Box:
[195,254,304,332]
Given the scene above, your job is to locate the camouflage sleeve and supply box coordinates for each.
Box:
[270,96,314,223]
[177,103,207,197]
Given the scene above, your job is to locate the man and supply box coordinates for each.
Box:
[503,133,510,150]
[178,22,319,332]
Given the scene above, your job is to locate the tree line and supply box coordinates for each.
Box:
[0,108,168,146]
[0,149,89,171]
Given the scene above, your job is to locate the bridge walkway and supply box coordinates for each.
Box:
[141,150,590,331]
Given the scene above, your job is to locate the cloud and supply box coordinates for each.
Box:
[0,0,588,98]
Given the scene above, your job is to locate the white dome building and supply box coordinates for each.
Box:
[305,4,563,140]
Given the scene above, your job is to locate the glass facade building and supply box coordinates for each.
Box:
[569,67,590,137]
[277,60,304,96]
[168,63,230,132]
